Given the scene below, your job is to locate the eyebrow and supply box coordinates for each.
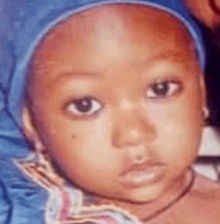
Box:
[148,50,195,62]
[48,70,102,86]
[48,50,196,85]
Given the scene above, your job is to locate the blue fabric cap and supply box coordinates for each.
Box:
[1,0,205,129]
[0,0,206,223]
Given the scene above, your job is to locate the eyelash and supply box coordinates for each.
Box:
[65,79,183,119]
[65,97,104,119]
[145,79,183,99]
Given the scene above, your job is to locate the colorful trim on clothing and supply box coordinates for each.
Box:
[14,154,141,224]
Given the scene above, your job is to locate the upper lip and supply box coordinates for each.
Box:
[119,161,166,177]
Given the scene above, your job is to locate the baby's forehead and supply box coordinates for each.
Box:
[35,4,193,52]
[30,4,197,83]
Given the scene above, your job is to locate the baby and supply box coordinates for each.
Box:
[0,0,220,223]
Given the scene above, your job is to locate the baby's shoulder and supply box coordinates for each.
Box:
[193,173,220,197]
[187,173,220,219]
[191,173,220,204]
[176,173,220,223]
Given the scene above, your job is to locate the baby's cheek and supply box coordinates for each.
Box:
[50,133,121,191]
[154,103,201,164]
[48,126,117,167]
[156,116,201,167]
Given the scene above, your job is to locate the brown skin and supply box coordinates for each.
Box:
[23,4,220,223]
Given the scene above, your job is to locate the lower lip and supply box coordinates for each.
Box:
[119,166,166,188]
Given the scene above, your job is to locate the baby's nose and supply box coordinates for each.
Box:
[112,108,157,148]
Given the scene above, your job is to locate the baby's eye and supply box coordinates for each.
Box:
[66,97,103,117]
[145,80,181,99]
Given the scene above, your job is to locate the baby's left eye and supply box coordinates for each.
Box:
[145,81,181,99]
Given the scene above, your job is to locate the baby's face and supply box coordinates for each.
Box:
[27,5,204,203]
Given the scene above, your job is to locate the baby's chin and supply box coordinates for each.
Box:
[119,186,166,204]
[89,184,166,206]
[90,173,189,208]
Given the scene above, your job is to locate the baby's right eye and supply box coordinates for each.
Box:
[66,97,103,117]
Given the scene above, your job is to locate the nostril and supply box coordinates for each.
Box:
[132,154,146,164]
[136,154,143,161]
[127,145,149,163]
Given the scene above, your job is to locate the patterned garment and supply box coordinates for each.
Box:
[16,153,141,224]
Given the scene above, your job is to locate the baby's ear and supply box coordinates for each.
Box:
[22,108,40,144]
[199,75,207,108]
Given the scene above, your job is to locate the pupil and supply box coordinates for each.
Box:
[74,98,92,112]
[153,82,168,95]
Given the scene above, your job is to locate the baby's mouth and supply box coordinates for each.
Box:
[119,162,166,188]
